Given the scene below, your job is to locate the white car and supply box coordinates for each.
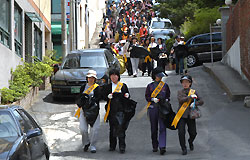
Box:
[149,17,175,36]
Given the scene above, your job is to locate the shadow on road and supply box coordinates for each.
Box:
[43,93,76,105]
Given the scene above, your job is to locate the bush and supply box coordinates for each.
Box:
[165,38,175,54]
[181,7,221,40]
[0,56,54,104]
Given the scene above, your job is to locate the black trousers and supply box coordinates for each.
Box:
[109,122,126,150]
[126,57,133,76]
[178,118,197,150]
[142,61,152,75]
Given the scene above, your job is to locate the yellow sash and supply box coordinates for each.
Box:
[171,89,196,128]
[136,81,165,119]
[146,81,165,109]
[74,83,99,118]
[104,82,124,122]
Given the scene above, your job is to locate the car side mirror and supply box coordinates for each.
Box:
[26,128,42,139]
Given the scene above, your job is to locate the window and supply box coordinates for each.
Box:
[63,54,107,69]
[51,0,61,14]
[14,3,23,57]
[80,6,83,27]
[0,111,18,138]
[0,0,10,48]
[192,34,210,44]
[34,26,42,60]
[152,21,171,29]
[13,110,35,134]
[212,33,222,42]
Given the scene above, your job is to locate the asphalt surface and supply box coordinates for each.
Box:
[28,66,250,160]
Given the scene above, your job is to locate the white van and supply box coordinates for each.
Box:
[149,17,175,35]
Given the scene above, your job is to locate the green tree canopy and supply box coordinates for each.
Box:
[155,0,238,28]
[181,7,221,40]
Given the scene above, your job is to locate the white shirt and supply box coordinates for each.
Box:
[111,81,122,93]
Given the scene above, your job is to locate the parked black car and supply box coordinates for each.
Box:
[185,32,222,67]
[51,48,120,99]
[0,105,50,160]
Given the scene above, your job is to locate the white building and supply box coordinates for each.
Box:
[0,0,52,89]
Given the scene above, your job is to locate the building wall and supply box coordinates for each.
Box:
[222,37,241,74]
[88,0,106,42]
[0,0,51,89]
[33,0,51,24]
[225,0,250,81]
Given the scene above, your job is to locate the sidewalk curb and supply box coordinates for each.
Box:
[203,62,250,101]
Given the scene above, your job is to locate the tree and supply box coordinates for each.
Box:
[155,0,238,28]
[181,7,221,40]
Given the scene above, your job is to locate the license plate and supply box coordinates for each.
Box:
[71,86,81,93]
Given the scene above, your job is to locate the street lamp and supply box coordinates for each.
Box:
[225,0,232,6]
[216,19,222,26]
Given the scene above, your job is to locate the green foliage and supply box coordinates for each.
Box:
[181,7,221,40]
[155,0,238,29]
[0,56,54,104]
[155,0,199,27]
[165,38,175,54]
[0,88,16,104]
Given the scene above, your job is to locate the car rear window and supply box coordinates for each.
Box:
[63,54,107,69]
[0,111,18,138]
[152,21,171,29]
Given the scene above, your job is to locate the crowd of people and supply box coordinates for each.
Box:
[99,0,189,77]
[74,0,204,157]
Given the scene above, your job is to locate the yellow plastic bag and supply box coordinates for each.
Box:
[115,32,120,43]
[116,55,126,74]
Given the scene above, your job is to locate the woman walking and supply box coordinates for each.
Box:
[129,37,140,77]
[173,75,204,155]
[76,70,101,153]
[145,67,170,155]
[103,69,131,153]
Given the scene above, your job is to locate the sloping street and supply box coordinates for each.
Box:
[28,66,250,160]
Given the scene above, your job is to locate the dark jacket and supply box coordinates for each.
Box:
[102,82,130,114]
[76,84,101,126]
[145,81,171,106]
[103,82,136,130]
[174,44,188,59]
[177,88,204,118]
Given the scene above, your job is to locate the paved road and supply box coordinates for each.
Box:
[28,66,250,160]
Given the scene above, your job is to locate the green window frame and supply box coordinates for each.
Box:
[0,0,10,48]
[34,26,42,60]
[14,3,23,57]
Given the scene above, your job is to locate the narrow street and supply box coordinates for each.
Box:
[28,66,250,160]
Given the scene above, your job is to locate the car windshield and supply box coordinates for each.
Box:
[152,21,171,29]
[0,111,19,138]
[153,34,170,41]
[63,54,107,69]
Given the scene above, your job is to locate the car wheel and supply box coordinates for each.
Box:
[187,54,197,67]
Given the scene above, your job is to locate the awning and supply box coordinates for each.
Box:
[51,24,69,35]
[26,12,42,22]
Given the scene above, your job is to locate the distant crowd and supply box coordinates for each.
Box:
[99,0,189,76]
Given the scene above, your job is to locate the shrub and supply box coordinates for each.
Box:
[0,56,54,104]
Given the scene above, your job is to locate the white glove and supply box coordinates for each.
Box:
[151,98,159,103]
[190,102,195,108]
[108,93,113,99]
[191,94,197,99]
[124,93,129,98]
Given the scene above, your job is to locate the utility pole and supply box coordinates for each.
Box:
[69,0,74,51]
[61,0,67,60]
